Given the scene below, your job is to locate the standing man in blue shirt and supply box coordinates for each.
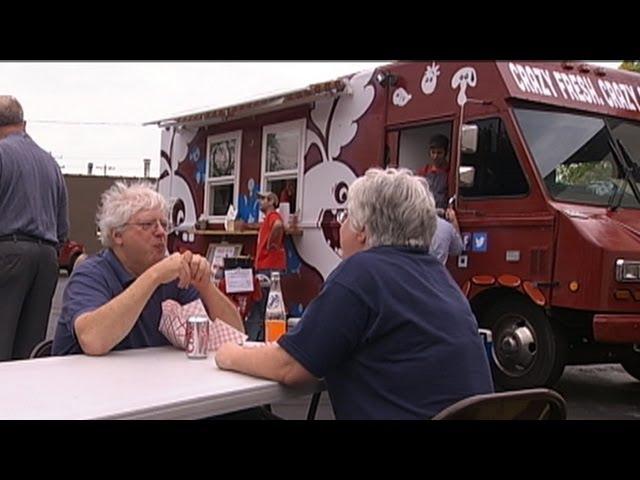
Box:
[53,182,243,356]
[431,207,464,265]
[0,96,69,361]
[216,167,493,420]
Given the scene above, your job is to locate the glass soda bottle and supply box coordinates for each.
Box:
[265,272,287,343]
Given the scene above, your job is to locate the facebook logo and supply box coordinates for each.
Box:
[461,232,472,252]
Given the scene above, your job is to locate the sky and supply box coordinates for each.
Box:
[0,61,622,177]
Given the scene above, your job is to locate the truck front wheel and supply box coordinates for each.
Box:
[482,296,567,390]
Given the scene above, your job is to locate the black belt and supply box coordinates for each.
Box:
[0,234,57,248]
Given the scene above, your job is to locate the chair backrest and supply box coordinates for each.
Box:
[30,339,53,359]
[432,388,567,420]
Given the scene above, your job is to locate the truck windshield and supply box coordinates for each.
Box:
[513,106,640,209]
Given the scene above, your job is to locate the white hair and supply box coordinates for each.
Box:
[96,181,168,247]
[347,167,437,249]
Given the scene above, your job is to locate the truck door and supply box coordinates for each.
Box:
[453,115,562,389]
[453,116,554,287]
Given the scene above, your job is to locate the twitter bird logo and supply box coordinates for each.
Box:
[472,232,488,252]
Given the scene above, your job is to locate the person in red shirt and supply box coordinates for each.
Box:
[255,191,286,271]
[416,134,449,210]
[246,191,286,341]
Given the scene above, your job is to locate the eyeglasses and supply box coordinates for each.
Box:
[336,210,348,225]
[123,219,172,233]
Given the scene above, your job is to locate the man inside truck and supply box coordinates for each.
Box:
[417,134,450,209]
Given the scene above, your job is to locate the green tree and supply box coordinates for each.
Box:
[620,61,640,73]
[556,160,613,185]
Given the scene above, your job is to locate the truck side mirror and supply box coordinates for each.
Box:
[459,165,476,188]
[461,124,478,154]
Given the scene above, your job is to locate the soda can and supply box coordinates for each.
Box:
[186,316,210,359]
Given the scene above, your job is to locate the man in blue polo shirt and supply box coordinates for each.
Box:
[52,182,243,356]
[215,167,493,420]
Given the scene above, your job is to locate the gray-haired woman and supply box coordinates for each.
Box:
[216,167,493,420]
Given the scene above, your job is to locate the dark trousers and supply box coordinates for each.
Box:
[245,269,285,342]
[0,241,58,360]
[245,284,269,341]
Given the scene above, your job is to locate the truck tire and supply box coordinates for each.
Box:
[481,296,567,390]
[620,352,640,382]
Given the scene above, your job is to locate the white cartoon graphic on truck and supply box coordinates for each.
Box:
[294,70,375,280]
[158,127,198,243]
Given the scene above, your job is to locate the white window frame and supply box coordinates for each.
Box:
[260,119,306,213]
[204,130,242,222]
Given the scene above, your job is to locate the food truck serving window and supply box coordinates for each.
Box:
[514,107,640,209]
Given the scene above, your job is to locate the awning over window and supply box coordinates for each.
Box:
[144,79,348,128]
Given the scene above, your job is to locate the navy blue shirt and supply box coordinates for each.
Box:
[279,245,494,420]
[52,249,199,355]
[0,131,69,244]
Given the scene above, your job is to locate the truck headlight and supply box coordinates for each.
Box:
[616,259,640,282]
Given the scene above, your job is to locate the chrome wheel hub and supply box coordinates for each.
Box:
[494,318,537,377]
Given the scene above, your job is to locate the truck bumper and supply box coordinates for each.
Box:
[593,314,640,343]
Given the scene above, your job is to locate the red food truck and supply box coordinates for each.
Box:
[147,61,640,389]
